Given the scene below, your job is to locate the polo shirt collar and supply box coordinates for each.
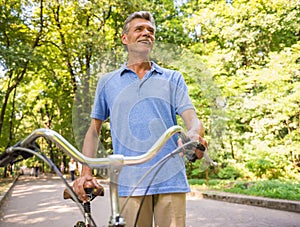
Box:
[120,61,163,76]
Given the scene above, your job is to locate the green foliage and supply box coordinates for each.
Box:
[179,0,300,180]
[217,165,242,180]
[189,178,226,187]
[224,180,300,201]
[0,0,299,183]
[189,179,300,201]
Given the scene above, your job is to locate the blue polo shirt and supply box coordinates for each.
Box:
[91,61,194,196]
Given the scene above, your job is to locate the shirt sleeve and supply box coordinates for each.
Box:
[174,72,195,115]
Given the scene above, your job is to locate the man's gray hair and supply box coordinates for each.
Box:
[122,11,156,35]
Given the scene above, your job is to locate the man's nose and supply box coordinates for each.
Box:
[142,29,151,37]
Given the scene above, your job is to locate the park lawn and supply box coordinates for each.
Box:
[189,179,300,201]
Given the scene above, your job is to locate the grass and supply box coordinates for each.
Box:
[188,179,300,201]
[0,177,14,195]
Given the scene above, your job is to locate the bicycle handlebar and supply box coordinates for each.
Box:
[0,125,184,168]
[0,125,216,227]
[0,125,217,168]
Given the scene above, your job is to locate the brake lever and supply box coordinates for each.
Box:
[0,141,39,167]
[178,132,217,166]
[185,142,206,162]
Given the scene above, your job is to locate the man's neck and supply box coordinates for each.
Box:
[127,59,151,79]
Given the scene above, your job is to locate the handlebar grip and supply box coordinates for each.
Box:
[83,181,105,197]
[196,143,206,152]
[63,182,104,203]
[0,151,16,167]
[179,133,206,163]
[0,142,37,167]
[185,143,206,162]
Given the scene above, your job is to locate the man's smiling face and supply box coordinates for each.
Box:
[122,18,156,55]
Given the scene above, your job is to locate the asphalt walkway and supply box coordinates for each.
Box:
[1,174,300,214]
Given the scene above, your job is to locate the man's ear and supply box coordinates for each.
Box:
[121,34,128,45]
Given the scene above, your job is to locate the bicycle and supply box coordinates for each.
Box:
[0,125,216,227]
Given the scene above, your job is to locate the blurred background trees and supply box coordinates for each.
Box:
[0,0,299,180]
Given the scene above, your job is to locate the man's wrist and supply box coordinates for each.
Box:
[81,166,93,176]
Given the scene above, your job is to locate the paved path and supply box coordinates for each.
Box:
[1,176,300,227]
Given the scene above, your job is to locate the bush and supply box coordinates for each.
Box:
[217,165,243,179]
[189,179,300,201]
[225,179,300,200]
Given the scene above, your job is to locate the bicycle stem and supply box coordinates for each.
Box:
[108,155,126,226]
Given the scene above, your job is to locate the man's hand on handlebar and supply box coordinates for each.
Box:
[72,167,103,203]
[178,131,208,161]
[187,130,208,160]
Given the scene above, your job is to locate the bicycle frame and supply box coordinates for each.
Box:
[2,125,216,226]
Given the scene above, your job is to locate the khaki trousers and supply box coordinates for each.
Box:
[119,193,186,227]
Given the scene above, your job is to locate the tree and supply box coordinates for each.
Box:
[179,0,300,179]
[0,0,44,145]
[1,0,191,170]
